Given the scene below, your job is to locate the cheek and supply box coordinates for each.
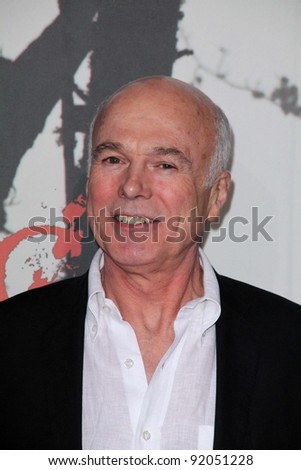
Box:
[87,175,116,212]
[159,180,198,215]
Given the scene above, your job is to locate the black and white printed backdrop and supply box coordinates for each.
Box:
[1,0,300,303]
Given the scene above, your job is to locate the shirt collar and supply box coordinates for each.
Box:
[88,248,105,299]
[87,247,220,318]
[198,247,221,305]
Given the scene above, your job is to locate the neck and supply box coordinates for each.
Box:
[101,247,204,329]
[101,246,204,382]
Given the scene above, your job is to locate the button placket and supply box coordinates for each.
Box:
[142,430,151,441]
[124,358,134,368]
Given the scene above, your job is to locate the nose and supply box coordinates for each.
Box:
[118,164,152,200]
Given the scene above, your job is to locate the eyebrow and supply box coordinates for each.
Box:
[152,146,192,168]
[92,142,192,168]
[92,142,122,159]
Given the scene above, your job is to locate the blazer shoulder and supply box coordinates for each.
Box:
[217,273,301,323]
[0,272,88,322]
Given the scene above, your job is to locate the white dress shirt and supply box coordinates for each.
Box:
[82,248,221,449]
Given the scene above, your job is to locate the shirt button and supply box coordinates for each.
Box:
[142,430,151,441]
[124,358,134,368]
[103,306,111,314]
[92,324,97,333]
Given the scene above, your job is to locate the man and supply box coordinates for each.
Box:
[1,76,301,450]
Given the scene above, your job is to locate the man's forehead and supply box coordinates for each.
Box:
[95,79,216,135]
[91,77,218,162]
[106,77,211,110]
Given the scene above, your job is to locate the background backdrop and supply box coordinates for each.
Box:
[1,0,300,304]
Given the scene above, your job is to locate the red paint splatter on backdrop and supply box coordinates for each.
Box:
[0,195,86,300]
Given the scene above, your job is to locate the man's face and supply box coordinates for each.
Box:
[87,82,227,271]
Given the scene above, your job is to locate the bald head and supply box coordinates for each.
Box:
[89,76,233,187]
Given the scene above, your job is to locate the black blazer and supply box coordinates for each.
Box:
[1,273,301,449]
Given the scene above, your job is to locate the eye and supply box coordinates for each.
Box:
[158,163,176,170]
[103,156,121,164]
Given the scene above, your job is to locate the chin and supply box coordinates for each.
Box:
[103,240,163,269]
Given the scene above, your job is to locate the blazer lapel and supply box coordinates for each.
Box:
[41,274,88,449]
[213,275,261,449]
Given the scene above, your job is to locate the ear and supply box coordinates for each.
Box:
[206,171,231,222]
[85,177,90,198]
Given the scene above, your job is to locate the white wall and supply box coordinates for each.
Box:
[173,0,301,303]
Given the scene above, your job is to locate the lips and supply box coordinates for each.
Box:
[114,214,153,225]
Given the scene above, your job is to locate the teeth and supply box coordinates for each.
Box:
[116,215,152,224]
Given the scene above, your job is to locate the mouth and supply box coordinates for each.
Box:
[114,214,154,225]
